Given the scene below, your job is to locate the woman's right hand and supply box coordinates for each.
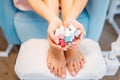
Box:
[47,17,63,49]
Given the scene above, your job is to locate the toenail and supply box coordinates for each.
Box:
[61,74,66,79]
[48,63,50,66]
[54,73,57,76]
[72,71,76,76]
[50,70,53,73]
[76,69,79,72]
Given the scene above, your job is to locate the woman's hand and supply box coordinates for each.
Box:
[64,19,86,49]
[47,17,63,49]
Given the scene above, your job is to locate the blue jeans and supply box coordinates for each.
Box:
[14,9,89,43]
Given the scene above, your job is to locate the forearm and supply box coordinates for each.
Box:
[60,0,74,21]
[63,0,88,21]
[27,0,58,23]
[44,0,59,16]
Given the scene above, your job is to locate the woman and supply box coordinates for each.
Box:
[14,0,88,79]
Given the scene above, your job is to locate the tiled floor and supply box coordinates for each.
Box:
[0,15,120,80]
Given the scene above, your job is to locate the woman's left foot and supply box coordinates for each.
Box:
[65,45,85,76]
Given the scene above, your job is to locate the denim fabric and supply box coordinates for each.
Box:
[14,9,89,43]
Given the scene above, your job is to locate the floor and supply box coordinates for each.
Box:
[0,15,120,80]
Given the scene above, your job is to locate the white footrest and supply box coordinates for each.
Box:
[15,39,106,80]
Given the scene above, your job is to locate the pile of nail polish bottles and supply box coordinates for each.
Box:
[55,24,81,47]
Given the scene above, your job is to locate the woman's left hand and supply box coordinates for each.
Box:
[63,19,86,49]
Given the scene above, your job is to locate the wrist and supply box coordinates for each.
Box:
[48,17,62,28]
[63,17,76,27]
[48,14,59,23]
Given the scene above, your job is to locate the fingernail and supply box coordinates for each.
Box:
[72,71,76,76]
[72,42,75,45]
[69,43,72,45]
[55,40,59,44]
[61,74,66,79]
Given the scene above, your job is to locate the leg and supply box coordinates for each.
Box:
[47,46,66,79]
[43,0,67,78]
[65,9,89,76]
[65,45,86,76]
[60,0,74,21]
[44,0,59,16]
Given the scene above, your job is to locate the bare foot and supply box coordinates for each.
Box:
[47,46,66,79]
[65,45,85,76]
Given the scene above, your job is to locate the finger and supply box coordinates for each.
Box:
[71,39,81,46]
[67,43,73,49]
[76,22,84,30]
[47,25,59,44]
[48,36,62,49]
[73,24,85,40]
[74,30,85,42]
[75,23,85,37]
[79,30,86,41]
[48,31,59,44]
[70,19,83,29]
[66,44,70,49]
[70,43,77,48]
[80,33,84,40]
[62,47,67,51]
[55,19,63,28]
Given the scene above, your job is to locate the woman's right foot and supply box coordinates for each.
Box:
[47,46,66,79]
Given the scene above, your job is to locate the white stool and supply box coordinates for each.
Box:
[107,0,120,35]
[15,39,106,80]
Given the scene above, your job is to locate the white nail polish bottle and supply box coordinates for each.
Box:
[65,28,70,37]
[69,24,76,33]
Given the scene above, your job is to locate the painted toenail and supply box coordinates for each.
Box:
[61,74,66,79]
[48,63,50,66]
[72,71,76,76]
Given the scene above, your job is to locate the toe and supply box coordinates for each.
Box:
[77,61,81,71]
[80,60,84,69]
[82,57,86,64]
[49,64,54,73]
[68,63,76,76]
[61,66,66,79]
[57,67,62,78]
[47,59,51,68]
[48,63,51,69]
[80,54,86,64]
[53,67,58,76]
[73,62,79,73]
[79,56,85,69]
